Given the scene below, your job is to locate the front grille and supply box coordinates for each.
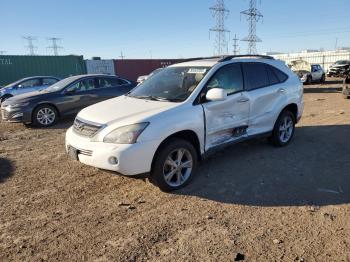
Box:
[73,118,103,137]
[78,148,93,156]
[1,109,9,120]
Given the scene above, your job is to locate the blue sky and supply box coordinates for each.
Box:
[0,0,349,59]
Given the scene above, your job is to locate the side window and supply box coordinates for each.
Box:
[43,78,58,86]
[66,79,96,93]
[243,63,269,91]
[271,66,288,82]
[19,79,41,88]
[266,65,280,86]
[117,78,129,85]
[206,63,243,95]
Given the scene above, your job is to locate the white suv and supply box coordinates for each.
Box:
[65,55,304,191]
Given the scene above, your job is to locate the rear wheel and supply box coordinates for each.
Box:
[270,111,296,147]
[150,138,198,192]
[305,75,312,85]
[32,105,58,127]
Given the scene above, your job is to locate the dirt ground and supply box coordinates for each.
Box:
[1,80,349,262]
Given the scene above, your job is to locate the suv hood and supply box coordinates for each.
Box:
[290,60,310,73]
[78,95,179,125]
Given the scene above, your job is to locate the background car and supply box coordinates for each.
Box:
[1,74,136,127]
[0,76,60,103]
[136,68,163,85]
[327,60,350,77]
[289,60,325,84]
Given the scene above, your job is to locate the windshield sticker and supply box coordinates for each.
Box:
[188,68,207,74]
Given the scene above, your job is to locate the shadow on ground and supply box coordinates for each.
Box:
[175,125,350,207]
[0,158,15,183]
[304,86,342,94]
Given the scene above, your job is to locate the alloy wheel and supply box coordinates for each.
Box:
[162,148,193,187]
[36,108,56,126]
[279,115,294,143]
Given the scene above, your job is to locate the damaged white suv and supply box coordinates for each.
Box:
[65,55,304,191]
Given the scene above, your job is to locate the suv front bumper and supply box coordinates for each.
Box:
[65,127,161,176]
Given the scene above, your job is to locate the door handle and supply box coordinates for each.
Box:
[278,88,286,93]
[237,98,249,103]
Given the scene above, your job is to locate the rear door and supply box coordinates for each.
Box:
[242,62,288,135]
[94,77,133,101]
[202,63,250,150]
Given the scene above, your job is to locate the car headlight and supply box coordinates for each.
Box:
[9,102,29,108]
[103,123,149,144]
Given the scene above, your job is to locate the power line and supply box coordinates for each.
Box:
[209,0,230,56]
[23,36,37,55]
[241,0,263,54]
[47,37,63,56]
[233,34,239,55]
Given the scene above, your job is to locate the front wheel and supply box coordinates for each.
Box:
[270,111,296,147]
[150,139,198,192]
[320,74,326,83]
[32,105,58,127]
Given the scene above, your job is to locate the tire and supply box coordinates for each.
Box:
[32,104,58,127]
[344,95,350,99]
[270,111,296,147]
[306,75,312,85]
[320,74,326,83]
[150,138,198,192]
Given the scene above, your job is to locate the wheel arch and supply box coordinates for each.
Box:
[32,102,61,120]
[150,130,202,172]
[278,103,298,122]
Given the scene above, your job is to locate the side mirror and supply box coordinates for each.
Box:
[16,85,22,89]
[206,88,227,102]
[64,89,76,95]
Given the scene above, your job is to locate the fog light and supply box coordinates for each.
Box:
[12,112,24,118]
[108,156,118,165]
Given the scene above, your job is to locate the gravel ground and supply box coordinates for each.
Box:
[0,81,349,262]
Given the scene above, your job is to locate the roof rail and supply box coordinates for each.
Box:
[219,55,275,62]
[183,56,225,62]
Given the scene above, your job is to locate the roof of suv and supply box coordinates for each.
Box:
[169,55,276,68]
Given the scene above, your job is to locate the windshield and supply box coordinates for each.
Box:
[45,76,80,92]
[335,60,350,65]
[128,66,210,102]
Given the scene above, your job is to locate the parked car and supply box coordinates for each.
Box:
[65,55,303,192]
[136,68,163,84]
[343,75,350,99]
[1,74,136,127]
[289,60,325,84]
[327,60,350,77]
[0,76,60,103]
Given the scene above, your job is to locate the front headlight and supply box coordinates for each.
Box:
[103,123,149,144]
[9,102,29,108]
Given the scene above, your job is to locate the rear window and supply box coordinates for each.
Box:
[243,63,269,90]
[271,66,288,82]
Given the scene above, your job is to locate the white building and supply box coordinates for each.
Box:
[264,49,350,71]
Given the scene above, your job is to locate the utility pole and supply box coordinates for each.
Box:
[209,0,230,56]
[233,34,239,55]
[23,36,37,55]
[47,37,63,56]
[241,0,263,54]
[119,51,125,60]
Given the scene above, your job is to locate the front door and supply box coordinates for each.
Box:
[202,63,250,150]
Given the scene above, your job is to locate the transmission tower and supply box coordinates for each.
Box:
[241,0,263,54]
[209,0,230,56]
[47,37,63,56]
[23,36,37,55]
[233,34,239,55]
